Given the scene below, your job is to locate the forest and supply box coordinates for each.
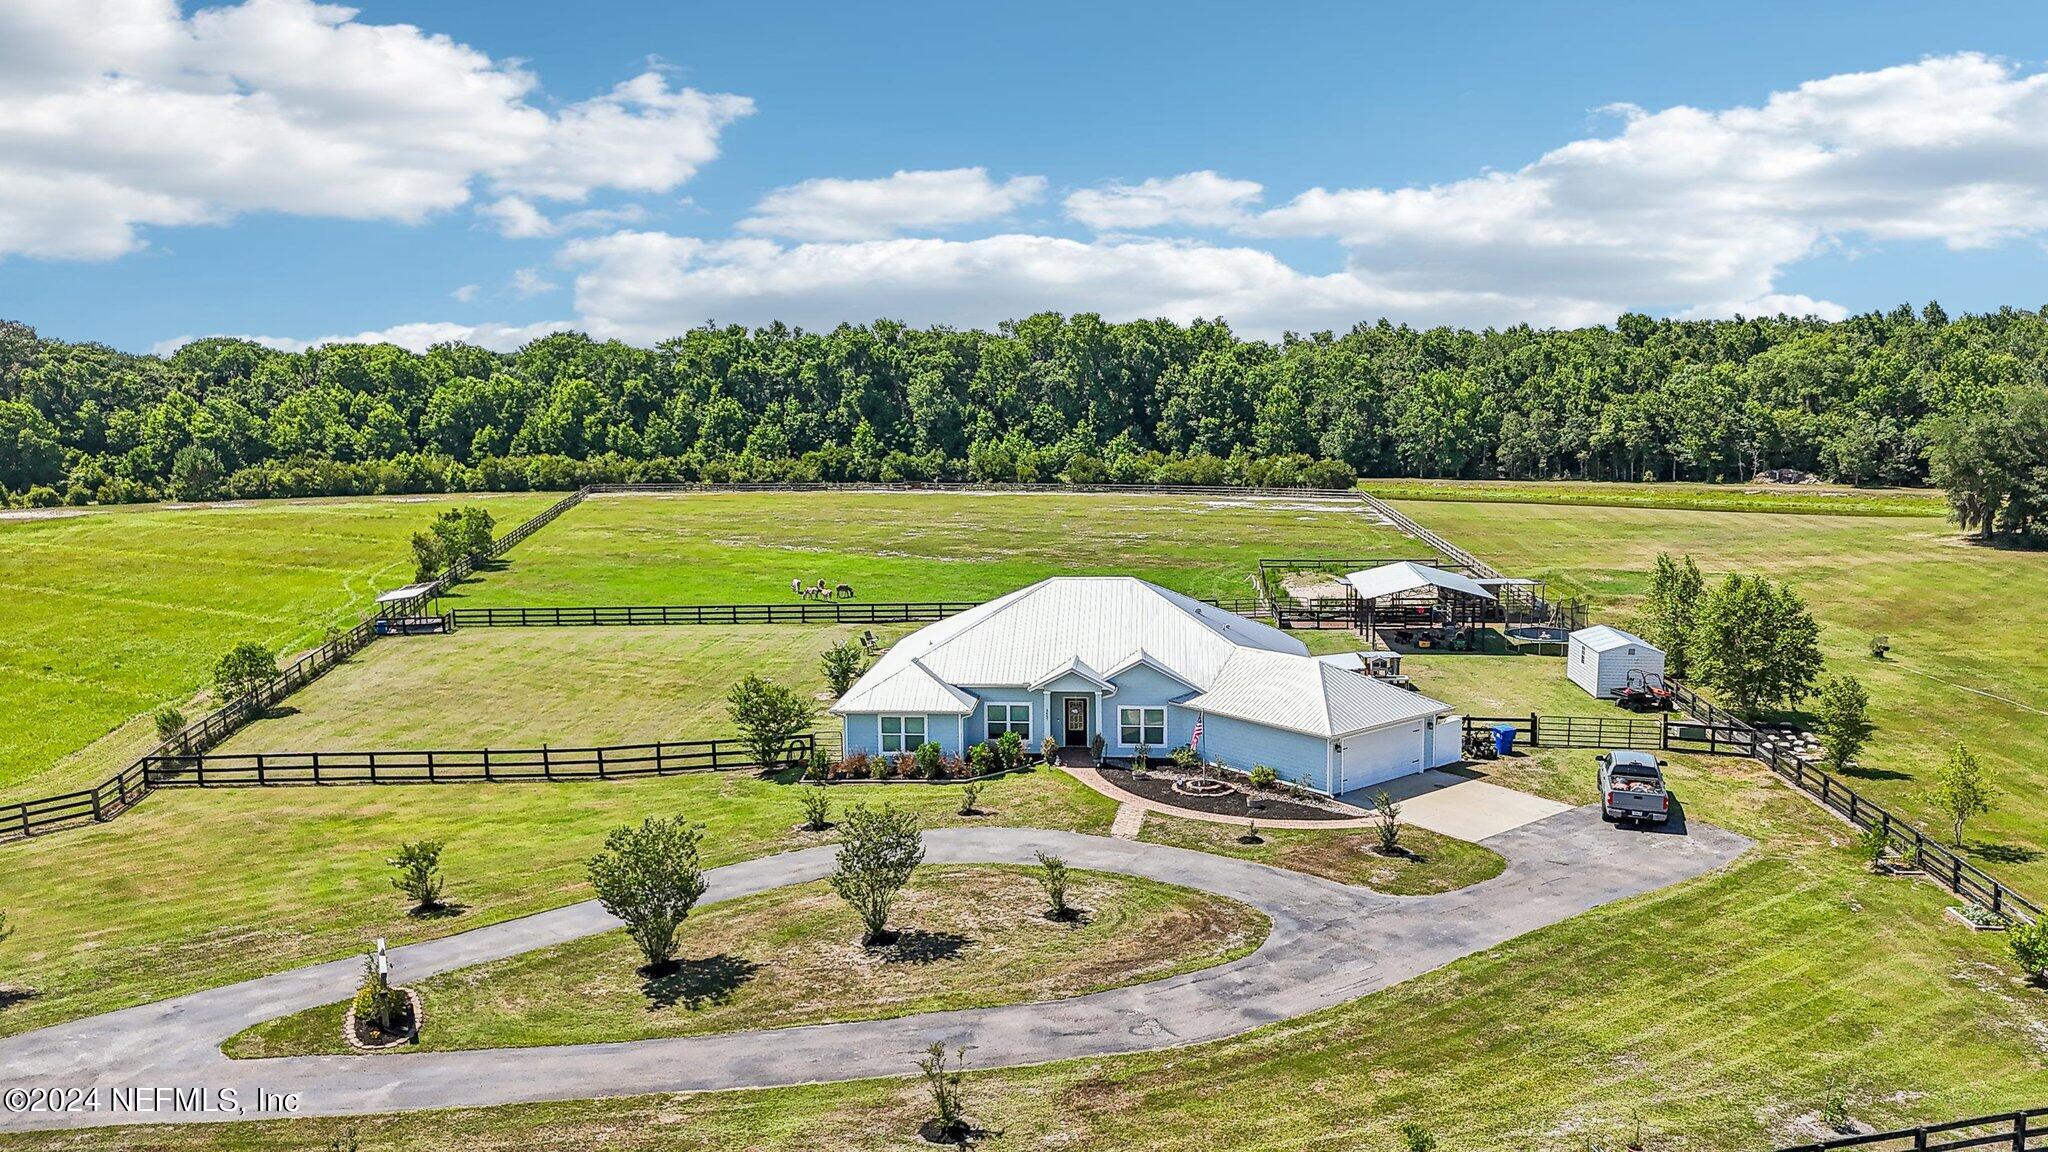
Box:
[1,304,2044,537]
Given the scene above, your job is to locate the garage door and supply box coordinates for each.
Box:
[1338,722,1426,793]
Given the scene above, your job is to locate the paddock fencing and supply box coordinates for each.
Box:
[140,735,813,788]
[446,596,1274,629]
[0,488,590,843]
[1774,1106,2047,1152]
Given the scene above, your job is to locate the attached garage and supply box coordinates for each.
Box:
[1568,625,1665,699]
[1335,719,1427,793]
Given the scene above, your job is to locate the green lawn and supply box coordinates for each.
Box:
[0,493,556,801]
[217,624,910,753]
[1136,811,1505,894]
[14,755,2045,1152]
[1363,477,1949,517]
[448,489,1422,607]
[1389,494,2048,893]
[224,865,1269,1057]
[0,767,1115,1039]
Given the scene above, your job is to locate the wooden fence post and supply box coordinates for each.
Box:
[2014,1110,2027,1151]
[543,744,553,781]
[1529,712,1540,746]
[596,745,607,780]
[482,747,492,782]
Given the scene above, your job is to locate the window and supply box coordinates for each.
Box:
[986,703,1029,741]
[1119,706,1166,747]
[879,715,925,754]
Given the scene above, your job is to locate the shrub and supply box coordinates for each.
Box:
[1372,790,1403,855]
[830,802,925,945]
[1089,733,1106,764]
[870,756,891,781]
[968,742,996,774]
[806,747,830,781]
[1171,745,1200,771]
[2007,917,2048,982]
[800,787,832,832]
[918,1043,970,1140]
[995,730,1024,769]
[387,839,447,911]
[959,782,982,816]
[726,673,819,771]
[1855,824,1890,872]
[586,816,709,969]
[842,751,870,779]
[1133,744,1150,772]
[1820,1085,1853,1134]
[1400,1123,1438,1152]
[152,705,186,745]
[820,640,869,696]
[915,741,945,780]
[1249,764,1279,789]
[1041,736,1060,762]
[1035,850,1072,919]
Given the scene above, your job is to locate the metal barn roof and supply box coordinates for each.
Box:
[1184,648,1450,738]
[1339,561,1496,602]
[1571,625,1659,654]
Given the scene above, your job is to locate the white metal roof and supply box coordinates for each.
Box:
[834,660,977,715]
[1184,648,1450,738]
[1340,561,1496,602]
[375,582,437,604]
[1313,650,1400,672]
[1571,625,1658,654]
[834,577,1306,720]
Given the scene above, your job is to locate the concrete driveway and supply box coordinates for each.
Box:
[0,809,1748,1133]
[1341,768,1575,841]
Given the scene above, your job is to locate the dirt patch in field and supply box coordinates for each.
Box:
[1281,572,1351,601]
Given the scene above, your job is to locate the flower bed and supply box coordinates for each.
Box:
[813,749,1039,784]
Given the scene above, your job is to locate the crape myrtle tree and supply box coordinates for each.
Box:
[211,641,280,704]
[831,802,925,946]
[586,816,709,970]
[727,673,818,771]
[6,304,2048,511]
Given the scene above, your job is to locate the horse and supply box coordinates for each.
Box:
[790,577,804,597]
[835,582,854,600]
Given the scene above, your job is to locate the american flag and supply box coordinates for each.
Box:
[1191,715,1203,751]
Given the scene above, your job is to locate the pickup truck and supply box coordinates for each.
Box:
[1597,750,1670,824]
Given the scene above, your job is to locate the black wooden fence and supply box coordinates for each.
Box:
[448,596,1273,629]
[1776,1106,2047,1151]
[1663,680,2042,923]
[0,488,592,842]
[142,735,811,787]
[1462,712,1750,752]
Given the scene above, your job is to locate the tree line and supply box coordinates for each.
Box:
[2,304,2044,537]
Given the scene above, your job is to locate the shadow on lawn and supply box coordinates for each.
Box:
[883,929,970,965]
[0,987,39,1011]
[641,953,760,1011]
[407,901,470,921]
[1970,841,2042,866]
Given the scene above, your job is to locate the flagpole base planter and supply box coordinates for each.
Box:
[1172,777,1234,798]
[1094,765,1356,821]
[343,987,422,1051]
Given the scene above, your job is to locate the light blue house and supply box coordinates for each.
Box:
[832,576,1460,795]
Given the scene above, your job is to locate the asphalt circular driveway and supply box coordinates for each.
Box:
[0,807,1748,1132]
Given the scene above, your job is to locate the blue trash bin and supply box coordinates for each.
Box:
[1491,723,1517,757]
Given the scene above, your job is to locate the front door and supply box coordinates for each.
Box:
[1063,697,1088,746]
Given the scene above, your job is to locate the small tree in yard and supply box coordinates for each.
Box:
[211,641,279,703]
[1035,850,1073,920]
[958,782,982,816]
[830,802,925,946]
[1855,824,1891,873]
[1399,1122,1439,1152]
[388,840,447,911]
[918,1042,971,1142]
[726,673,818,771]
[410,531,445,581]
[1812,674,1875,773]
[800,786,832,832]
[152,706,186,744]
[587,816,709,971]
[1928,743,1995,848]
[820,640,868,696]
[1371,790,1403,856]
[2008,917,2048,983]
[995,731,1024,769]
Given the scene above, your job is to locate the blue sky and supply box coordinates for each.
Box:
[5,0,2048,353]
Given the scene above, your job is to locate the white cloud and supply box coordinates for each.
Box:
[451,283,480,303]
[509,267,558,298]
[152,319,574,356]
[1065,171,1264,231]
[480,195,649,238]
[737,168,1047,241]
[557,230,1563,341]
[0,0,750,259]
[1246,52,2048,318]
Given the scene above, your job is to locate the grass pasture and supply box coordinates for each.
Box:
[449,489,1423,607]
[0,493,555,801]
[224,865,1269,1057]
[1390,495,2048,893]
[216,624,911,754]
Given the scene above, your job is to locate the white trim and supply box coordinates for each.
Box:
[1116,705,1166,747]
[984,702,1031,742]
[879,714,928,754]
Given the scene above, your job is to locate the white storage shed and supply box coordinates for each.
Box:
[1567,625,1665,699]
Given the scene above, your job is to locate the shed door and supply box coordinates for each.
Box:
[1339,722,1426,792]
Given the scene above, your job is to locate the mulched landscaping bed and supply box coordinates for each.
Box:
[1093,766,1354,821]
